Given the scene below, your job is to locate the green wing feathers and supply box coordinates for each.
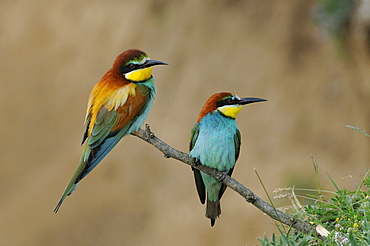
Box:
[189,123,206,204]
[189,122,200,151]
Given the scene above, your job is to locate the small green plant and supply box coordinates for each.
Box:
[257,126,370,245]
[258,172,370,245]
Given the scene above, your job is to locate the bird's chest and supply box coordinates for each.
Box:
[192,116,238,171]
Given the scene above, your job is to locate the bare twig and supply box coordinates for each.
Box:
[131,124,325,241]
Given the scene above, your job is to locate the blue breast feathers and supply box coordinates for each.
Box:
[190,111,238,171]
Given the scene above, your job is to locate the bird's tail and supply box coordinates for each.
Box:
[53,192,68,213]
[53,182,79,213]
[53,154,88,213]
[206,199,221,227]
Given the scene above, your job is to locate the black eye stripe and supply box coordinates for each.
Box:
[216,97,238,107]
[119,63,143,74]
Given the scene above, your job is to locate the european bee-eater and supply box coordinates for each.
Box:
[54,49,167,213]
[189,92,266,226]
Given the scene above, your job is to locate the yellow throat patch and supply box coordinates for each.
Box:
[125,67,153,82]
[217,105,243,119]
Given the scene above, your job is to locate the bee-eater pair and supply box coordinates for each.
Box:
[189,92,266,226]
[54,49,267,228]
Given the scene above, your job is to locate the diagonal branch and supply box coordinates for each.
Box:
[131,124,326,241]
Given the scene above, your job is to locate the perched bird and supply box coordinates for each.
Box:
[54,49,167,213]
[189,92,266,226]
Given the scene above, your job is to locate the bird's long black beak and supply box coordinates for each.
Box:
[144,59,168,68]
[239,97,267,105]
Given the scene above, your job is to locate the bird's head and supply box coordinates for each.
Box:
[197,92,267,121]
[113,49,168,83]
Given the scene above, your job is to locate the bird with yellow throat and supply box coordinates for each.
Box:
[54,49,167,213]
[189,92,266,226]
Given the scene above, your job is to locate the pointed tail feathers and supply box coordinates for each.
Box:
[53,182,79,213]
[53,192,68,213]
[206,199,221,227]
[53,156,88,213]
[53,132,124,213]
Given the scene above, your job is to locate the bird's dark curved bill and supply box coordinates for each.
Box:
[239,97,267,105]
[144,59,168,67]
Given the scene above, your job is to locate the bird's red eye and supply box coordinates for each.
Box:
[129,64,136,69]
[227,98,232,103]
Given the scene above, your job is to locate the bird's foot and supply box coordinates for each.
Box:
[191,157,202,168]
[218,170,228,182]
[131,124,154,140]
[193,157,201,165]
[143,124,155,140]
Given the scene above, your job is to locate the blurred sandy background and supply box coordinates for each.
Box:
[1,0,369,245]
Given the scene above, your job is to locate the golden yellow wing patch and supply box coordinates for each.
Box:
[86,83,137,136]
[105,83,136,111]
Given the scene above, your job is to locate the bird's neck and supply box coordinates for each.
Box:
[201,111,237,128]
[135,76,156,93]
